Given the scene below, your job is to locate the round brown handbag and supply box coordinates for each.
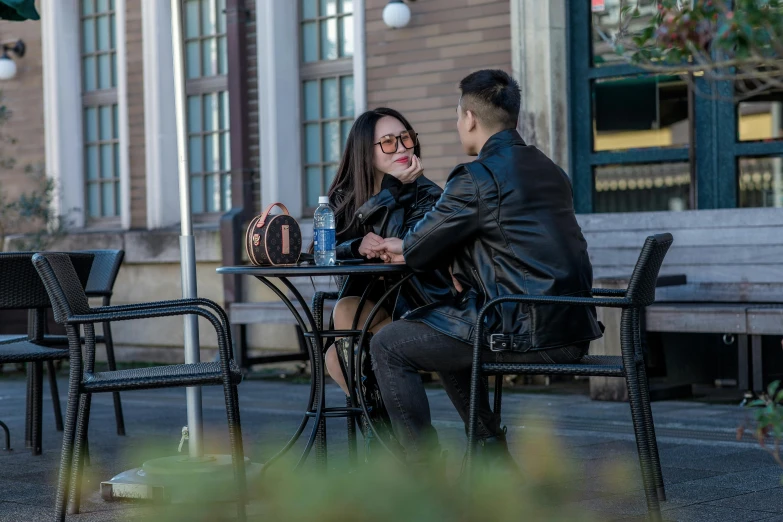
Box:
[245,202,302,266]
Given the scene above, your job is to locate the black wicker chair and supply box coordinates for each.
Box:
[0,252,94,456]
[31,253,246,522]
[40,250,127,436]
[465,233,673,522]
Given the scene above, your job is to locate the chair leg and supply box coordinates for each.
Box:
[625,373,662,521]
[346,395,358,467]
[636,360,665,502]
[46,361,64,432]
[25,363,32,449]
[311,338,327,472]
[315,399,328,470]
[493,375,504,417]
[55,389,80,522]
[84,435,91,468]
[0,420,10,451]
[465,357,484,479]
[32,361,43,456]
[102,321,126,436]
[633,308,665,502]
[67,393,92,515]
[224,382,246,522]
[621,313,661,521]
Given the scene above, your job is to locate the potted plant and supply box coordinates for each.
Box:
[740,380,783,484]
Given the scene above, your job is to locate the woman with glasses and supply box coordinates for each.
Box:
[324,107,453,396]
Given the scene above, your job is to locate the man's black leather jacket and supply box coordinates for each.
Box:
[401,129,603,350]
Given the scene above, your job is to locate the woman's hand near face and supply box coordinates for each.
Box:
[358,232,384,258]
[389,155,423,184]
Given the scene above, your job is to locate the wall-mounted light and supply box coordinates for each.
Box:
[0,39,26,81]
[382,0,416,29]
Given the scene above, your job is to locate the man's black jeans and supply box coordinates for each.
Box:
[370,319,588,465]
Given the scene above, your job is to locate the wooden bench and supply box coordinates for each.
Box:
[645,304,783,392]
[228,276,338,369]
[580,207,783,397]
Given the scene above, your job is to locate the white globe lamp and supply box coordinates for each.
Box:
[0,40,26,81]
[0,55,16,81]
[382,0,412,29]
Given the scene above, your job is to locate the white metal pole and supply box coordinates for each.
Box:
[170,0,204,458]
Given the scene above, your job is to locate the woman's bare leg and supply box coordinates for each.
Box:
[325,296,391,394]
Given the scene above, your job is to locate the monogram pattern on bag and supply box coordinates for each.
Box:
[246,214,302,266]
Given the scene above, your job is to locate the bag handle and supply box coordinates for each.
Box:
[257,202,290,228]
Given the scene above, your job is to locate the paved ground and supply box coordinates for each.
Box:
[0,372,781,521]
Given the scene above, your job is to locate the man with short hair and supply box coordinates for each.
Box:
[371,69,603,467]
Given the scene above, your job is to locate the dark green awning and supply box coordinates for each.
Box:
[0,0,39,21]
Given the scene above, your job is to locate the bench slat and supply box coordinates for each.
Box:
[654,283,783,303]
[590,245,783,266]
[646,304,748,333]
[746,307,783,335]
[578,207,783,231]
[229,301,335,325]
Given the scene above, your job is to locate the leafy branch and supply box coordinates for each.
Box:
[0,91,74,251]
[0,165,74,251]
[599,0,783,101]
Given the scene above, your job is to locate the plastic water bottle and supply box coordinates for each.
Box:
[313,196,336,266]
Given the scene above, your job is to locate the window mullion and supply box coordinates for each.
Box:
[183,0,230,215]
[300,2,355,211]
[92,13,99,90]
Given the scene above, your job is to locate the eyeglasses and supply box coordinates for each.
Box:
[374,130,418,154]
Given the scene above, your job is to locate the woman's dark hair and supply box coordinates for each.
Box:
[327,107,421,242]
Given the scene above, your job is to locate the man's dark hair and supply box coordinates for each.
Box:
[458,69,520,130]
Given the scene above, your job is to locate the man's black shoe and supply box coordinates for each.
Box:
[463,427,519,476]
[476,435,518,473]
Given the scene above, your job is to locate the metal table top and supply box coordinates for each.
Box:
[216,262,410,278]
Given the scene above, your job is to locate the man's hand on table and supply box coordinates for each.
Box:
[367,237,405,264]
[380,251,405,264]
[369,237,461,293]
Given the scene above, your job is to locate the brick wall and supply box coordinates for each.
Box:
[126,0,146,229]
[0,16,45,229]
[365,0,512,184]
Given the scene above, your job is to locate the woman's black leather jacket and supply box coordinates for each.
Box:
[334,175,454,318]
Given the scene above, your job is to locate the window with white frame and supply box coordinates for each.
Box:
[300,0,355,210]
[184,0,231,215]
[81,0,120,221]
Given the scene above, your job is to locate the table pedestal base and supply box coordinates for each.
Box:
[100,454,262,504]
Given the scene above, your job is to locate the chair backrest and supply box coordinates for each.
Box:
[31,253,93,324]
[0,252,93,310]
[625,233,674,307]
[78,249,124,297]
